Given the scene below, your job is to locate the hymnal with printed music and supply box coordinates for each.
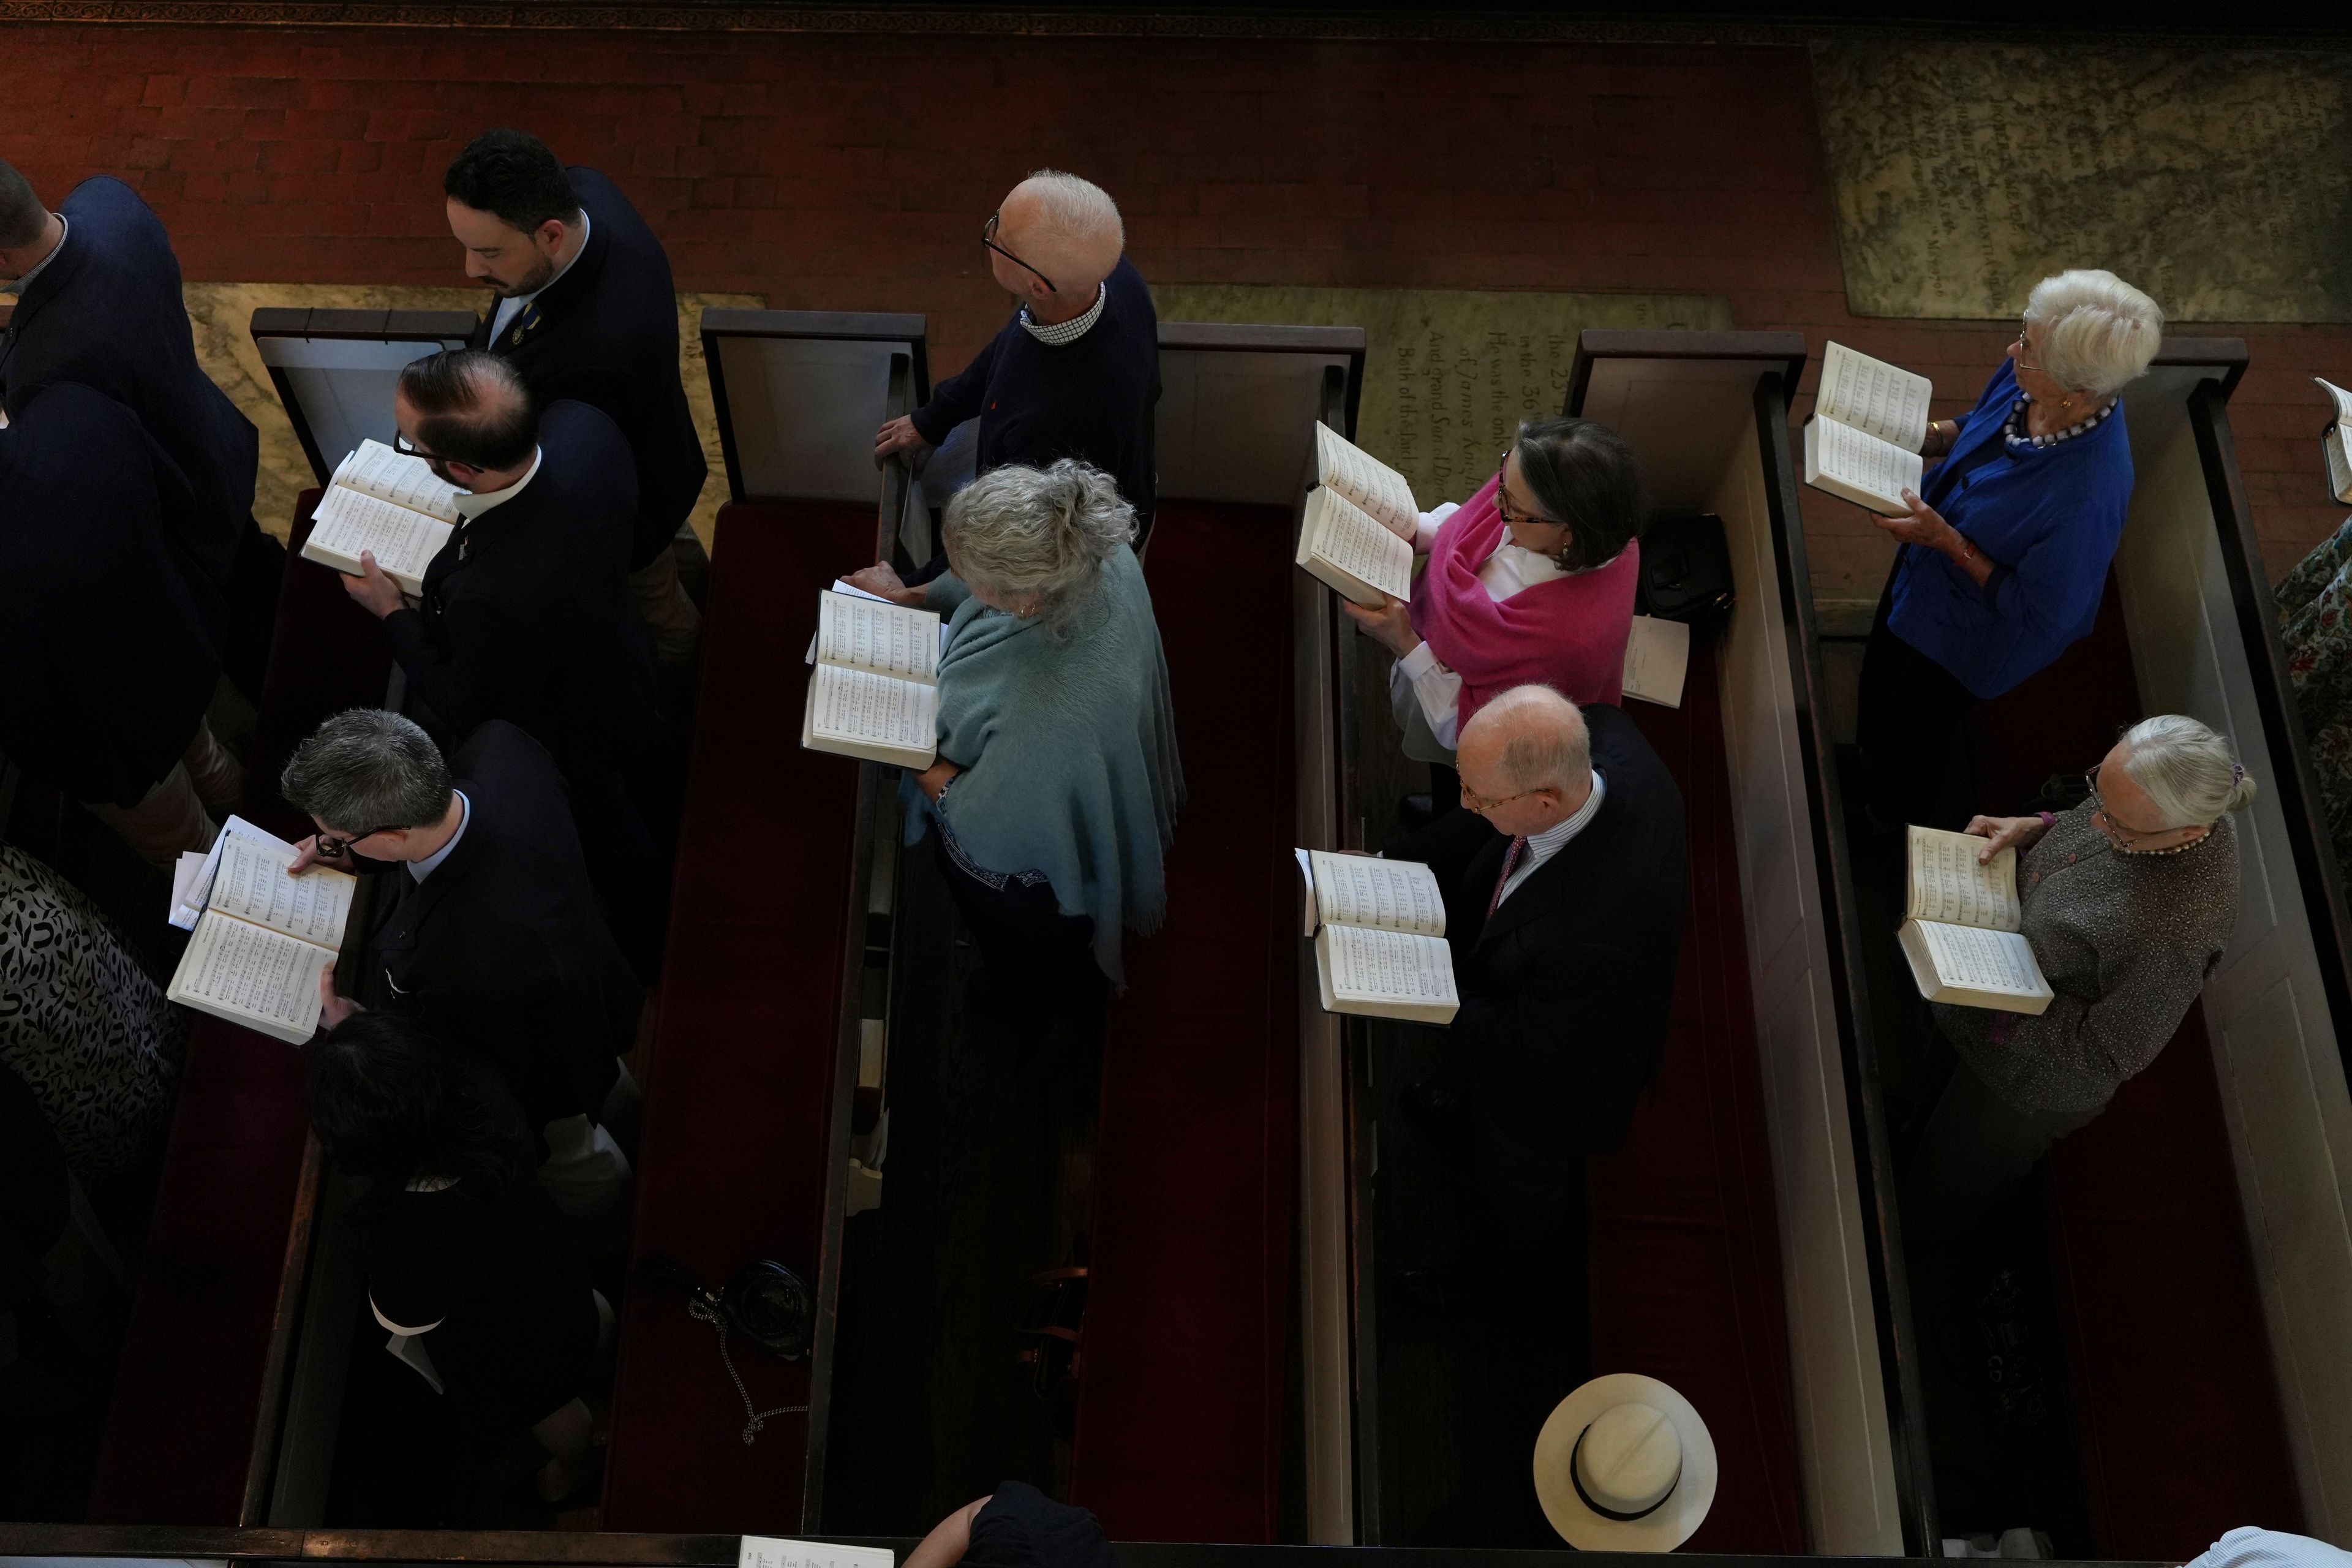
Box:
[799,587,944,770]
[1895,824,2052,1015]
[1295,848,1460,1024]
[1296,423,1418,608]
[165,820,356,1044]
[1802,341,1936,515]
[300,439,465,596]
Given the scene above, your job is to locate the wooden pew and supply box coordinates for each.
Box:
[600,310,926,1534]
[87,309,470,1525]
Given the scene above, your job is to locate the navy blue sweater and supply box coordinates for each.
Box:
[912,257,1160,526]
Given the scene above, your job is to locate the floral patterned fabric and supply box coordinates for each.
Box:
[2279,516,2352,877]
[0,845,187,1180]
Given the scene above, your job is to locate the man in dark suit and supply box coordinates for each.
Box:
[333,348,664,973]
[0,381,241,866]
[1386,684,1686,1545]
[284,711,643,1238]
[0,159,279,698]
[441,129,706,664]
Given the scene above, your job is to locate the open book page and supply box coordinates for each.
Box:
[2319,377,2352,424]
[1900,920,2051,1011]
[302,485,455,596]
[2329,427,2352,506]
[168,814,284,932]
[1305,850,1446,937]
[1817,341,1934,453]
[816,591,941,682]
[809,662,938,753]
[1318,924,1460,1015]
[1905,825,2019,931]
[335,439,464,523]
[1804,418,1926,516]
[1621,615,1690,708]
[167,914,336,1046]
[209,832,355,949]
[1314,421,1419,538]
[1298,486,1414,606]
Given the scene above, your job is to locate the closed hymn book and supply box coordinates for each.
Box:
[300,439,465,595]
[165,824,357,1045]
[1297,422,1417,608]
[1895,824,2052,1015]
[1802,341,1934,515]
[2316,378,2352,503]
[1295,848,1460,1024]
[799,589,943,769]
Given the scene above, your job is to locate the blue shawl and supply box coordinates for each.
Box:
[907,548,1184,984]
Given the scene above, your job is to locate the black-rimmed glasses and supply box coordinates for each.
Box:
[393,432,448,463]
[315,824,401,861]
[982,210,1058,295]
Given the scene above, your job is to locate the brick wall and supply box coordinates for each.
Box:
[4,23,2345,592]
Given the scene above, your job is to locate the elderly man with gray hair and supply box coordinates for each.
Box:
[1903,714,2253,1238]
[875,170,1161,543]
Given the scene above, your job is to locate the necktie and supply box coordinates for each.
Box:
[1487,834,1529,919]
[507,299,542,347]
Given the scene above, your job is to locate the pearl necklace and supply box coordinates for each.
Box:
[2113,829,2215,858]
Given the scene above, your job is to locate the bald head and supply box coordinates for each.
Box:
[1457,686,1594,835]
[393,348,537,480]
[993,170,1125,303]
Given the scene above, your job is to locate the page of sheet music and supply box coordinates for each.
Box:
[1316,421,1418,535]
[2318,377,2352,424]
[1817,341,1934,451]
[1324,924,1460,1005]
[1310,850,1446,935]
[173,915,334,1033]
[810,663,938,748]
[1810,419,1925,512]
[817,592,940,682]
[210,834,353,948]
[340,439,466,522]
[1915,921,2043,997]
[307,487,454,583]
[1309,489,1414,600]
[1905,826,2019,930]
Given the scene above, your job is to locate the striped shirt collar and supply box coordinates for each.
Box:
[1020,280,1108,345]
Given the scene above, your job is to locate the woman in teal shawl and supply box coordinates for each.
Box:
[851,460,1183,1005]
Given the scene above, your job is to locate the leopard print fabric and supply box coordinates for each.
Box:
[0,845,187,1180]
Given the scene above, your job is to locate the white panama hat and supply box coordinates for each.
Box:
[1532,1373,1719,1551]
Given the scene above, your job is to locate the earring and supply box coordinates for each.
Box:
[2060,396,2072,410]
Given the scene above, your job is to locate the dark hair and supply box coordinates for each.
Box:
[306,1011,529,1194]
[1512,416,1645,573]
[397,349,538,470]
[0,159,48,250]
[443,128,582,234]
[281,708,452,832]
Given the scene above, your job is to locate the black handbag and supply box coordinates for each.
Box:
[1636,513,1734,624]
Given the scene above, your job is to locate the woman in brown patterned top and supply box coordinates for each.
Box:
[1905,714,2253,1238]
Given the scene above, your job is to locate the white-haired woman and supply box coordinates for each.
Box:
[1858,269,2165,829]
[849,460,1183,1022]
[1904,715,2252,1237]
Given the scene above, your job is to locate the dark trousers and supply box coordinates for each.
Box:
[568,767,669,982]
[1856,578,1980,831]
[224,516,284,703]
[932,836,1103,1024]
[1902,1056,2100,1243]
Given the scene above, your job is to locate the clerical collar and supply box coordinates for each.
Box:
[489,209,592,339]
[1020,280,1107,345]
[3,213,67,296]
[453,448,543,519]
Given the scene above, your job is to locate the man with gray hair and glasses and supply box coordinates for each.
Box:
[280,710,644,1244]
[875,170,1161,546]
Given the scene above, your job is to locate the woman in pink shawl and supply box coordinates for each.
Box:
[1343,416,1645,775]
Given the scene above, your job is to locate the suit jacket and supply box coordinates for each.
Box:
[0,382,226,804]
[470,167,705,570]
[382,400,655,780]
[1387,703,1687,1158]
[0,176,258,597]
[355,722,640,1128]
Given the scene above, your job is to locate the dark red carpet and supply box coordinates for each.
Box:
[600,500,876,1532]
[1599,644,1806,1554]
[1069,503,1300,1542]
[89,496,391,1524]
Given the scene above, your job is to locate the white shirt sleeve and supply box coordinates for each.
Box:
[1396,641,1464,750]
[1413,501,1460,553]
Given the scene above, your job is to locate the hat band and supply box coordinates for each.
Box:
[1570,1425,1680,1523]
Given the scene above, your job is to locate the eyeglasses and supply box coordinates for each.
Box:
[393,432,453,464]
[2011,329,2046,374]
[1494,449,1567,530]
[1459,780,1538,815]
[314,823,401,861]
[2082,763,2165,845]
[982,210,1058,296]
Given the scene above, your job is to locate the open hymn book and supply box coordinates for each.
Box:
[800,587,943,769]
[299,439,465,596]
[1296,422,1418,608]
[1803,341,1937,515]
[1295,848,1460,1024]
[1896,826,2053,1016]
[165,820,356,1045]
[2317,379,2352,503]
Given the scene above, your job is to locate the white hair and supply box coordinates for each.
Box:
[2023,270,2163,396]
[942,459,1134,633]
[1019,168,1124,251]
[1472,686,1591,794]
[2117,714,2257,829]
